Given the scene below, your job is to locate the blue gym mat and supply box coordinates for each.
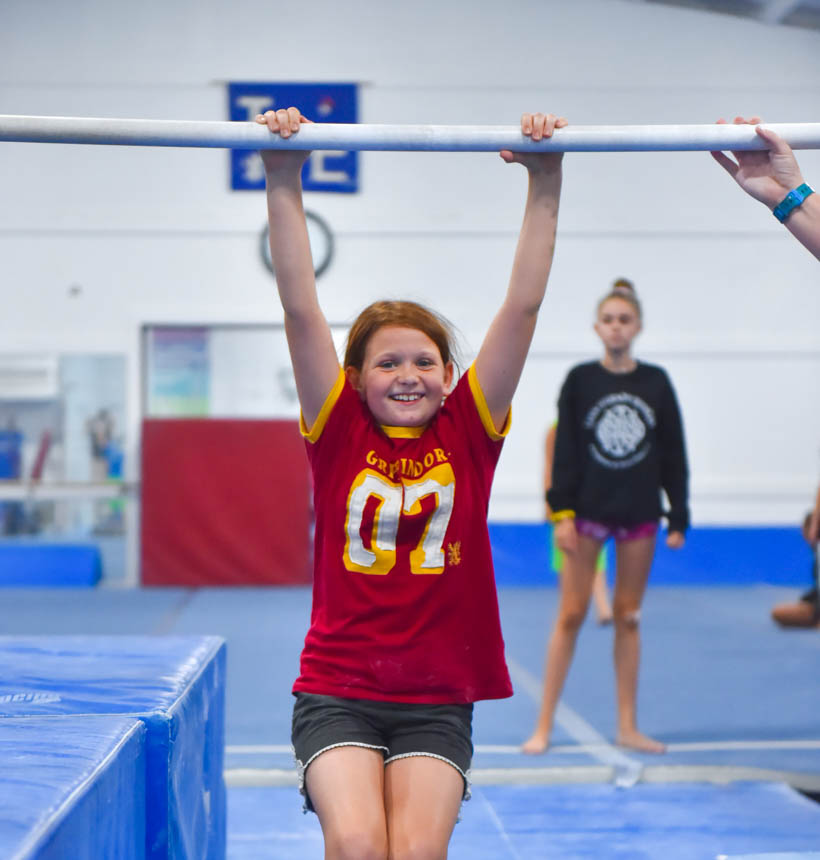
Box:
[225,781,820,859]
[0,635,226,860]
[0,716,145,860]
[2,579,819,859]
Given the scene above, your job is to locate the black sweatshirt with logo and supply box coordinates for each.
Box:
[547,361,690,533]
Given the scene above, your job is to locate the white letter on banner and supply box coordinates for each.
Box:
[309,151,350,185]
[236,95,275,119]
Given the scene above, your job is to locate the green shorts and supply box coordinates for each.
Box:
[548,524,608,575]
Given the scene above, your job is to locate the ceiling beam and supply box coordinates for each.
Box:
[758,0,802,24]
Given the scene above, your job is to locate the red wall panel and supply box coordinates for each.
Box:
[141,419,311,586]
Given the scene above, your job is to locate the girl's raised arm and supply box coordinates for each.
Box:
[258,108,341,429]
[474,112,566,431]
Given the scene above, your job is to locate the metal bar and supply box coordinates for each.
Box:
[1,115,819,152]
[0,480,134,501]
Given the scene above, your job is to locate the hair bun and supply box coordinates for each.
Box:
[611,277,635,295]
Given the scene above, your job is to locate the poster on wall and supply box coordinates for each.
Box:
[144,323,349,420]
[228,81,358,193]
[145,327,210,417]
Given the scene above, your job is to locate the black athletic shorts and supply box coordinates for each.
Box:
[291,692,474,813]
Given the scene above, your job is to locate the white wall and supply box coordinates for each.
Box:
[1,0,818,526]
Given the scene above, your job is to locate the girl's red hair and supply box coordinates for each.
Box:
[344,300,456,371]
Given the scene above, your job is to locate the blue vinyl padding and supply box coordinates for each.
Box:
[489,523,808,586]
[0,716,145,860]
[226,781,820,859]
[0,526,808,588]
[0,542,102,587]
[0,636,227,860]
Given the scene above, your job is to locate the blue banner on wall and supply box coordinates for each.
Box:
[228,82,358,193]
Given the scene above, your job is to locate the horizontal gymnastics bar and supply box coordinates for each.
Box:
[1,115,819,152]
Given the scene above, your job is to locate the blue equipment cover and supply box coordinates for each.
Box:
[488,523,807,586]
[0,636,227,860]
[0,542,102,587]
[0,716,145,860]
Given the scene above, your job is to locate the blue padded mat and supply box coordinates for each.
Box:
[0,636,227,860]
[489,523,809,586]
[0,716,145,860]
[0,542,102,587]
[226,781,820,859]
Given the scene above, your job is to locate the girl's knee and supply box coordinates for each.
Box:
[557,606,587,633]
[326,828,388,860]
[613,606,641,629]
[388,837,448,860]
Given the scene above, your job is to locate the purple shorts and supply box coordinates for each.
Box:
[575,518,658,543]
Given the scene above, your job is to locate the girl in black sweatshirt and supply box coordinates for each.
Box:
[522,283,689,755]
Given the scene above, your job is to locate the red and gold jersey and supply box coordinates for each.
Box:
[293,364,513,704]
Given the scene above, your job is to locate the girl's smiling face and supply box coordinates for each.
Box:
[347,325,454,427]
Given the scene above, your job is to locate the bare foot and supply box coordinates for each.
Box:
[616,729,666,754]
[521,733,550,755]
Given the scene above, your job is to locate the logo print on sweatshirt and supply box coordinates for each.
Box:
[596,404,645,457]
[585,393,655,470]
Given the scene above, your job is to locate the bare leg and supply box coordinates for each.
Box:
[306,746,389,860]
[771,601,820,628]
[593,569,613,625]
[522,535,603,754]
[384,756,463,859]
[612,535,666,754]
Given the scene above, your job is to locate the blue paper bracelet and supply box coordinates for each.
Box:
[772,183,814,223]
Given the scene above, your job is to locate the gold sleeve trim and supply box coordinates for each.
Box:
[467,364,511,441]
[551,510,576,524]
[301,368,345,443]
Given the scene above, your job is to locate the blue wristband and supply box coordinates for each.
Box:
[772,183,814,223]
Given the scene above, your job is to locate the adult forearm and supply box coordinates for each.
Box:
[783,192,820,261]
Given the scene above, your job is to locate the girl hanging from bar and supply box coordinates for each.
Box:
[257,106,565,860]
